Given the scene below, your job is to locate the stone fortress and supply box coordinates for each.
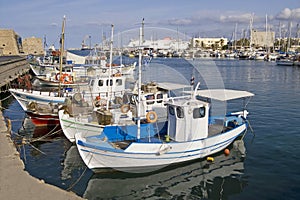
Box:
[0,29,43,56]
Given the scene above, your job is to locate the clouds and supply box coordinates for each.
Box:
[220,12,254,24]
[1,0,300,48]
[167,18,193,26]
[275,8,300,20]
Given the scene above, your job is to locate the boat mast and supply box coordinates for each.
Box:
[265,14,268,52]
[249,13,254,52]
[58,15,66,95]
[106,24,114,110]
[287,21,292,53]
[137,18,144,140]
[234,23,237,52]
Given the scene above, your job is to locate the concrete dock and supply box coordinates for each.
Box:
[0,104,83,199]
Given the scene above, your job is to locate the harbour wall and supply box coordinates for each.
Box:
[0,56,30,89]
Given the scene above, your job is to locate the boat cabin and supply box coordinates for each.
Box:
[88,74,126,99]
[167,99,209,142]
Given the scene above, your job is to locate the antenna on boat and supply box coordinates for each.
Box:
[58,15,66,96]
[192,82,200,99]
[106,24,114,110]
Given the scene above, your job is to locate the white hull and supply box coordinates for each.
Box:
[9,88,66,111]
[276,60,294,66]
[76,124,246,171]
[58,110,104,142]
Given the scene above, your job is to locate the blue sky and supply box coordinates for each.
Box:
[1,0,299,48]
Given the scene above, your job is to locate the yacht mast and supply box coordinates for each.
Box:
[106,24,114,110]
[249,13,254,51]
[58,15,66,95]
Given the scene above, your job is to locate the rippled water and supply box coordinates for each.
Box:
[2,58,300,199]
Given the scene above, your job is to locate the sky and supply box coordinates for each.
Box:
[1,0,300,49]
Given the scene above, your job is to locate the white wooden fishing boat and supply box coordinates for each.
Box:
[59,81,189,142]
[75,86,254,172]
[10,72,127,108]
[83,139,245,198]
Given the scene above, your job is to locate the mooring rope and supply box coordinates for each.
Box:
[66,153,93,191]
[30,124,61,143]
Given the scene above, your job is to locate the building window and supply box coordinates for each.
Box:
[98,80,103,86]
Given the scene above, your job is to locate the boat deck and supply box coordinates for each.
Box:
[208,124,226,136]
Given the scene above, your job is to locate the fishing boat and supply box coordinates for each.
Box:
[75,85,254,172]
[10,72,128,125]
[82,138,246,199]
[58,81,189,142]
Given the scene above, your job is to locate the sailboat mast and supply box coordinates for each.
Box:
[287,21,292,53]
[249,13,254,51]
[58,15,66,95]
[137,19,144,140]
[265,14,268,51]
[106,24,114,110]
[234,23,237,51]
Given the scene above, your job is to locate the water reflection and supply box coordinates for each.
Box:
[82,139,247,200]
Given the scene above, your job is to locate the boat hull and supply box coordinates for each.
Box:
[26,111,60,126]
[59,110,104,142]
[76,124,246,172]
[9,88,66,111]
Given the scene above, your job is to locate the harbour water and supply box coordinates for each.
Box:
[2,58,300,199]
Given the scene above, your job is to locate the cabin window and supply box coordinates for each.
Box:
[106,79,113,86]
[90,79,95,86]
[156,93,163,103]
[193,107,206,118]
[176,107,184,118]
[169,106,175,116]
[146,94,155,105]
[98,80,104,86]
[116,79,122,86]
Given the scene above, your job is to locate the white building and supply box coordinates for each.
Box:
[191,37,228,49]
[251,29,275,48]
[127,37,189,51]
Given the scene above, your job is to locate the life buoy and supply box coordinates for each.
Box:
[120,104,130,113]
[113,73,122,77]
[146,111,158,123]
[56,73,72,84]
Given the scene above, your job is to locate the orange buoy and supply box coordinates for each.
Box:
[224,148,230,156]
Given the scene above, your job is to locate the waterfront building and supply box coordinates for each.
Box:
[191,37,228,50]
[251,29,275,48]
[127,37,189,52]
